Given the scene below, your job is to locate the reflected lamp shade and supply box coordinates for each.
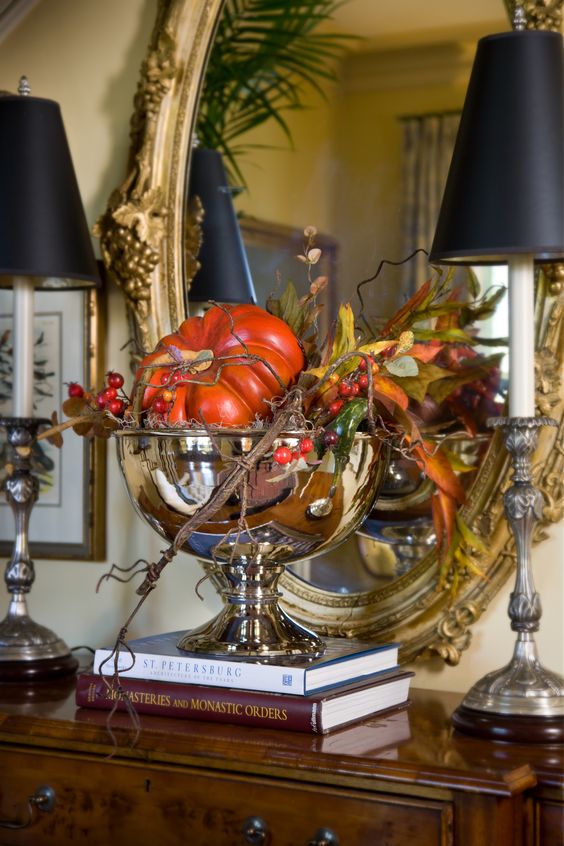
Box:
[0,94,99,288]
[188,147,256,304]
[430,30,564,265]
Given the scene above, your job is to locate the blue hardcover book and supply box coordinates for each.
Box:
[93,633,399,695]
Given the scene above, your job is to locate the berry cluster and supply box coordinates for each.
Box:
[149,369,187,417]
[67,371,128,418]
[316,357,378,421]
[273,437,314,466]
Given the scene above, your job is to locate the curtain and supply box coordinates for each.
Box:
[401,113,460,293]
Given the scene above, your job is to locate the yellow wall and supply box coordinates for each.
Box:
[0,0,562,692]
[237,48,471,317]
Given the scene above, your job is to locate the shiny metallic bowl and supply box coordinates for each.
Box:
[116,429,387,659]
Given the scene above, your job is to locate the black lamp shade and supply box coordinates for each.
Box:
[0,95,99,287]
[430,30,564,265]
[188,147,256,304]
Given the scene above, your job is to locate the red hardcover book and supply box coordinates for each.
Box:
[76,670,413,734]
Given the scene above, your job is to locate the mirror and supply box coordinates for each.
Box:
[97,0,564,665]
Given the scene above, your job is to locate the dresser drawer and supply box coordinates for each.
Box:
[0,747,452,846]
[536,800,564,846]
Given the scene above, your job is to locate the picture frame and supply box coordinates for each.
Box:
[0,286,106,560]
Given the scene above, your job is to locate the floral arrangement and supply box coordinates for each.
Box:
[42,229,504,597]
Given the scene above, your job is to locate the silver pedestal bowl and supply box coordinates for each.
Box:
[116,429,388,661]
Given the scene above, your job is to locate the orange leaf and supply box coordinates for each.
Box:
[412,441,465,503]
[379,279,433,337]
[436,488,458,548]
[409,342,444,363]
[372,374,409,411]
[431,493,445,554]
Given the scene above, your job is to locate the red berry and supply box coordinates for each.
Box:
[273,446,293,465]
[328,400,343,416]
[338,381,353,397]
[358,374,369,390]
[96,391,107,410]
[103,387,118,401]
[107,371,124,389]
[300,437,314,454]
[171,371,184,383]
[67,382,84,398]
[153,397,170,414]
[323,430,339,447]
[292,451,300,462]
[350,382,360,396]
[160,373,170,385]
[358,358,367,371]
[108,399,125,416]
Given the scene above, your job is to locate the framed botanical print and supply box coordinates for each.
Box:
[0,287,105,560]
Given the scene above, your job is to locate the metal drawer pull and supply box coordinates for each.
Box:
[0,785,56,830]
[242,815,268,844]
[308,827,340,846]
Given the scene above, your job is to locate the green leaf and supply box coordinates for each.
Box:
[455,513,488,553]
[328,304,357,365]
[414,327,477,345]
[427,355,503,406]
[385,355,419,378]
[397,362,453,404]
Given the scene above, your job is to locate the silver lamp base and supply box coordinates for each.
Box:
[0,418,77,681]
[453,417,564,743]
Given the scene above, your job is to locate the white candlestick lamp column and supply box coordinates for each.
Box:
[508,255,536,418]
[12,276,34,417]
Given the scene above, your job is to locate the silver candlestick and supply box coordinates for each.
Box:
[453,417,564,743]
[0,418,77,680]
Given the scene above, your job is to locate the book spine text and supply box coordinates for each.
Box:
[76,675,321,732]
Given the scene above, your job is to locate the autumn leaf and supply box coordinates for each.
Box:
[63,396,90,417]
[455,513,488,553]
[412,440,465,503]
[414,327,477,345]
[355,339,397,359]
[454,546,489,580]
[385,355,418,378]
[73,420,94,436]
[427,355,503,406]
[44,412,63,448]
[328,304,356,364]
[372,374,409,411]
[397,362,453,404]
[395,330,415,355]
[409,342,443,363]
[379,278,434,337]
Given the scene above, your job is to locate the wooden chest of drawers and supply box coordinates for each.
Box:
[0,683,561,846]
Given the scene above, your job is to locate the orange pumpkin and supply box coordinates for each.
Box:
[133,304,305,426]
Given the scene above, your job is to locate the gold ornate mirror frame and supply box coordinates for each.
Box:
[97,0,564,665]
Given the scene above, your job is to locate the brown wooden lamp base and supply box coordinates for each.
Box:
[0,654,78,683]
[452,703,564,744]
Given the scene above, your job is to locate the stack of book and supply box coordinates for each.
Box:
[76,632,413,735]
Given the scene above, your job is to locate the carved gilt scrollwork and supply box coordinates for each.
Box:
[95,0,223,359]
[426,602,480,666]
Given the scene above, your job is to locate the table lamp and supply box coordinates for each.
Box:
[0,78,99,680]
[187,146,257,310]
[429,7,564,742]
